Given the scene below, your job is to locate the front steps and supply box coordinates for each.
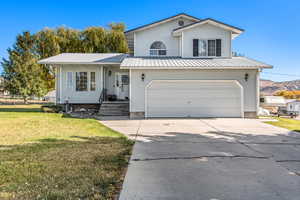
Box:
[98,101,129,116]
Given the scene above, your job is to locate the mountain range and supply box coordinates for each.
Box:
[260,79,300,95]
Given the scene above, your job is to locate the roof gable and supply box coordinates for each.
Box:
[125,13,200,34]
[173,18,244,38]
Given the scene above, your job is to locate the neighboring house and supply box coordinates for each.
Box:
[260,96,286,113]
[286,100,300,113]
[38,13,272,118]
[43,90,56,103]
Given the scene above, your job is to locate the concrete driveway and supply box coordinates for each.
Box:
[101,118,300,200]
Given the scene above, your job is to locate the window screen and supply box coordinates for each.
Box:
[76,72,88,91]
[90,72,96,91]
[208,40,216,56]
[67,72,73,89]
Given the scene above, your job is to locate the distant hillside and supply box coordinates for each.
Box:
[260,79,300,95]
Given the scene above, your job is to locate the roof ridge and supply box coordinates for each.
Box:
[125,13,201,33]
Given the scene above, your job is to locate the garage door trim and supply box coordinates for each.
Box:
[145,80,244,118]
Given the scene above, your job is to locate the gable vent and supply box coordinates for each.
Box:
[178,20,185,26]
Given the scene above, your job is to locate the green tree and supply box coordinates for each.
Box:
[109,22,126,32]
[1,23,129,98]
[56,27,82,53]
[35,28,60,90]
[81,27,108,53]
[107,23,128,53]
[35,28,60,59]
[1,32,47,103]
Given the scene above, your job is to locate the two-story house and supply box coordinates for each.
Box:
[39,13,272,118]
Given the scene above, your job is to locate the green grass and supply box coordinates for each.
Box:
[0,105,133,200]
[265,117,300,132]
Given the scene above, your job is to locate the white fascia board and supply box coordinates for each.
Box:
[38,61,121,65]
[126,14,199,34]
[120,66,272,70]
[173,20,243,37]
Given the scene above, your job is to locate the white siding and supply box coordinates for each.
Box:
[287,102,300,112]
[125,32,134,54]
[59,64,103,104]
[134,18,195,57]
[182,23,232,58]
[55,65,60,104]
[130,69,258,113]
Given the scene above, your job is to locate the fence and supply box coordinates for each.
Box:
[0,95,50,105]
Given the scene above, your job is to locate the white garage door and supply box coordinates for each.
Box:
[146,80,243,118]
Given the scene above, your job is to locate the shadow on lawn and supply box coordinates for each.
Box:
[0,106,42,113]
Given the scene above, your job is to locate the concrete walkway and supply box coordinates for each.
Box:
[101,118,300,200]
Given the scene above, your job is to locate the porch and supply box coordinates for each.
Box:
[37,53,130,116]
[102,66,129,102]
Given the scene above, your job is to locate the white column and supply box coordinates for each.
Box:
[129,69,132,112]
[59,65,62,104]
[100,65,104,92]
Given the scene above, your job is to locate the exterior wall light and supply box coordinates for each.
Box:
[245,73,249,82]
[141,73,145,81]
[108,70,112,76]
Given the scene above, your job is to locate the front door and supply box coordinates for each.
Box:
[115,72,129,100]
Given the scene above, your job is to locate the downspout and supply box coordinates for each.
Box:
[256,69,261,116]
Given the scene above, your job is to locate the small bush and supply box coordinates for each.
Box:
[41,104,63,113]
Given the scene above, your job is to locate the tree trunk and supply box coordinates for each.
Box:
[23,96,28,104]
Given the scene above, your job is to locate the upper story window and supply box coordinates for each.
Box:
[150,41,167,56]
[193,39,222,57]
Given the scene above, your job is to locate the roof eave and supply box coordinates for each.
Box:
[173,19,244,37]
[120,66,272,70]
[125,13,200,34]
[38,61,121,65]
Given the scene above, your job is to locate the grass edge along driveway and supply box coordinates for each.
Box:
[264,117,300,133]
[0,105,133,200]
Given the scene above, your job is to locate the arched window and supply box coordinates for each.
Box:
[149,41,167,56]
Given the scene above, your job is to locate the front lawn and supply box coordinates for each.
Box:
[265,117,300,132]
[0,105,133,200]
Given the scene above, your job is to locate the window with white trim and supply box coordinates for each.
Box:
[66,72,73,89]
[208,40,216,56]
[90,72,96,91]
[76,72,88,91]
[149,41,167,56]
[193,39,221,57]
[199,40,207,56]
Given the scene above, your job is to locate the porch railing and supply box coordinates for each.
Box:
[99,88,107,107]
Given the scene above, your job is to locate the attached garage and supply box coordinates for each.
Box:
[145,80,243,118]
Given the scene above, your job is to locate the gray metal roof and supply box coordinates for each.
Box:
[120,56,272,69]
[38,53,127,65]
